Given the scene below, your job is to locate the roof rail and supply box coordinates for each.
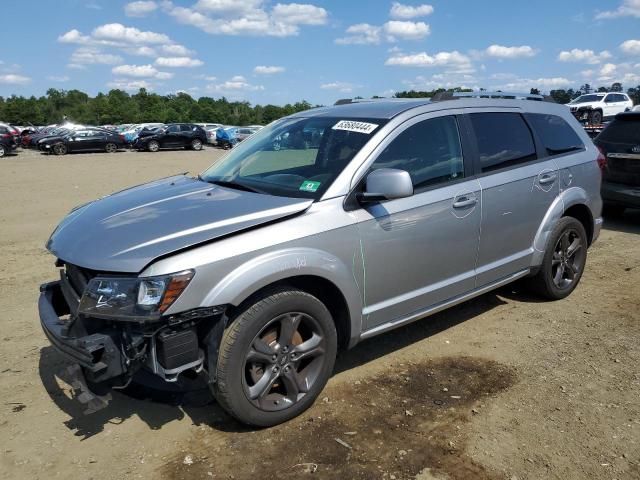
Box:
[432,91,556,103]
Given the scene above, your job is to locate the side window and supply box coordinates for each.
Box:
[468,113,536,173]
[180,125,192,132]
[604,94,615,103]
[166,125,180,133]
[370,116,464,189]
[525,113,584,156]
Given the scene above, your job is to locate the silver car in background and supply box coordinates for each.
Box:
[39,94,602,427]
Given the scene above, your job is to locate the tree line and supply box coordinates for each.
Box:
[2,83,639,127]
[0,88,315,126]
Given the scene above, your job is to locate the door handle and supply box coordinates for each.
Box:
[453,196,477,208]
[538,174,557,185]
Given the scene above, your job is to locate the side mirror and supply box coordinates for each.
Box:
[358,168,413,203]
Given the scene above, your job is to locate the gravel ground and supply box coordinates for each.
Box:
[0,147,638,480]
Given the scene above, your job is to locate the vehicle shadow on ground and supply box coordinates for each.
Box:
[38,291,512,439]
[602,209,640,235]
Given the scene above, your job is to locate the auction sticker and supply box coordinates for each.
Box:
[332,120,379,134]
[299,180,321,192]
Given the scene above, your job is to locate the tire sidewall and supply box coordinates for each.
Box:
[216,290,337,427]
[191,139,202,151]
[54,143,67,155]
[540,217,588,299]
[0,145,5,157]
[148,140,159,152]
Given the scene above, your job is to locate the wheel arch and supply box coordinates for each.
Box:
[200,248,363,349]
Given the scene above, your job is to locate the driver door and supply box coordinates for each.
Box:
[163,125,181,147]
[353,113,481,331]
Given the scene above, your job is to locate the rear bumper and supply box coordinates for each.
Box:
[39,281,126,380]
[602,181,640,208]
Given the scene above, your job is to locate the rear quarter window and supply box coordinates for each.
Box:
[525,113,584,156]
[468,113,537,173]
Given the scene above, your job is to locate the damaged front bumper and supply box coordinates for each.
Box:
[39,280,225,405]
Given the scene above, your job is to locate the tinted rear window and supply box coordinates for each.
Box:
[469,113,537,172]
[526,113,584,156]
[597,117,640,144]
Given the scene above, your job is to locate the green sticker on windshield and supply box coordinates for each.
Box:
[299,180,321,192]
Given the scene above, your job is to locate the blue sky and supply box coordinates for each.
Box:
[1,0,639,105]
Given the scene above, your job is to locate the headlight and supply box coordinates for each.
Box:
[78,270,194,321]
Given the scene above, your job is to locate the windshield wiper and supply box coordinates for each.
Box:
[201,177,263,194]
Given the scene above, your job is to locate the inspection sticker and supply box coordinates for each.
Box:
[332,120,379,134]
[299,180,321,192]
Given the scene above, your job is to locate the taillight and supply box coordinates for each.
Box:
[596,146,607,172]
[119,134,125,141]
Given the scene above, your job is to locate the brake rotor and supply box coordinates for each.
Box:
[248,325,304,384]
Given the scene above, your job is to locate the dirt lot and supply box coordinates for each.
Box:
[0,147,638,480]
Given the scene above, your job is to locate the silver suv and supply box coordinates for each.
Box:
[39,93,603,426]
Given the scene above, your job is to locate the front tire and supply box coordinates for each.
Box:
[214,288,337,427]
[0,145,5,158]
[589,110,603,125]
[528,217,588,300]
[105,142,118,153]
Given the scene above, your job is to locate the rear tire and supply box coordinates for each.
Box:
[190,139,203,151]
[53,143,67,156]
[213,288,337,427]
[528,217,588,300]
[105,142,117,153]
[0,145,5,158]
[147,140,159,152]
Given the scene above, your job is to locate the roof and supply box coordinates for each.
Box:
[291,96,567,120]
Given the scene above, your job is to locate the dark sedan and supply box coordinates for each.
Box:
[594,111,640,215]
[133,123,207,152]
[40,128,126,155]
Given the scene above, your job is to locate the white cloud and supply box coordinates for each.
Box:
[385,50,474,73]
[557,48,612,64]
[403,73,478,91]
[112,64,173,79]
[125,1,158,17]
[384,21,430,40]
[92,23,170,44]
[58,29,91,44]
[337,20,429,44]
[161,44,194,56]
[320,81,359,93]
[335,24,382,45]
[620,39,640,55]
[206,75,264,93]
[108,79,155,91]
[155,56,204,68]
[254,65,285,74]
[389,2,433,19]
[131,46,157,57]
[70,47,123,66]
[0,74,31,85]
[46,75,70,82]
[595,0,640,19]
[163,1,327,37]
[594,62,640,84]
[485,44,538,59]
[271,3,328,26]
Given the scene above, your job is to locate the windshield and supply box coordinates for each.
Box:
[201,116,385,199]
[570,94,605,104]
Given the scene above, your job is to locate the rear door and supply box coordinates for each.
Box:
[354,112,482,330]
[180,124,194,146]
[464,110,560,286]
[162,124,181,147]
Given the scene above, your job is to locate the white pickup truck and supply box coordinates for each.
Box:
[566,92,633,125]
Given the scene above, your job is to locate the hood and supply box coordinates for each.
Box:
[567,102,597,108]
[47,175,313,272]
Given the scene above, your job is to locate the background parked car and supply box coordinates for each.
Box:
[40,127,125,155]
[0,125,18,157]
[216,126,237,149]
[122,123,165,145]
[594,111,640,215]
[567,92,633,125]
[133,123,207,152]
[235,127,260,142]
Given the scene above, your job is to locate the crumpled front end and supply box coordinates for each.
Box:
[39,261,225,409]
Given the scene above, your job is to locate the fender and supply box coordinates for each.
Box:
[530,186,592,267]
[201,247,364,347]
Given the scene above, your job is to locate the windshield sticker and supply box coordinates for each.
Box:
[299,180,321,192]
[332,120,379,134]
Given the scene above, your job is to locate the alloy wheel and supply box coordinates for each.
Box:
[53,144,67,155]
[148,141,159,152]
[242,312,326,412]
[105,143,117,153]
[192,140,202,151]
[551,228,584,289]
[0,145,5,157]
